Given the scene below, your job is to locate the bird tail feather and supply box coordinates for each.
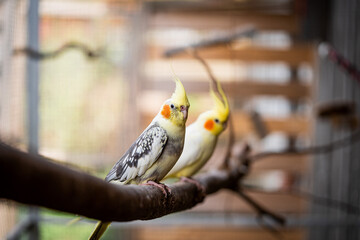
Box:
[89,221,111,240]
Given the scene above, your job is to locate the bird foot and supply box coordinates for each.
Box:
[180,177,206,196]
[142,181,171,198]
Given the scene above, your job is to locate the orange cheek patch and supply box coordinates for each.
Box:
[204,119,214,130]
[161,105,171,119]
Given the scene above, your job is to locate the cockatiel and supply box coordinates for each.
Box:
[89,77,190,240]
[165,79,229,179]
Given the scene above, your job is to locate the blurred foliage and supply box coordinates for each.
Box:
[40,208,97,240]
[39,18,127,154]
[39,208,119,240]
[40,222,94,240]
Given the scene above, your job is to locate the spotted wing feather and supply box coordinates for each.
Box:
[105,125,167,183]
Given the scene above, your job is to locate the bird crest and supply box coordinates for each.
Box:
[170,74,190,108]
[210,79,229,122]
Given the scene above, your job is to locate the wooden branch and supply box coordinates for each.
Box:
[317,101,356,118]
[235,190,285,226]
[0,142,242,222]
[189,49,222,98]
[223,115,235,169]
[249,111,269,138]
[187,50,235,168]
[150,44,314,66]
[223,143,287,227]
[319,43,360,83]
[250,129,360,162]
[13,42,103,60]
[163,26,256,57]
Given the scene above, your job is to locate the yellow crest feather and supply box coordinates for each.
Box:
[210,79,229,122]
[170,71,190,107]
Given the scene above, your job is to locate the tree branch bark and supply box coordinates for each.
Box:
[163,26,256,57]
[0,142,242,222]
[13,42,103,60]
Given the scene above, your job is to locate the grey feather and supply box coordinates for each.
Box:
[105,124,167,183]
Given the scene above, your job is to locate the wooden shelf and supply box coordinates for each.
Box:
[143,80,311,100]
[148,45,315,66]
[150,12,300,34]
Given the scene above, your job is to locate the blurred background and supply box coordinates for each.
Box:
[0,0,359,239]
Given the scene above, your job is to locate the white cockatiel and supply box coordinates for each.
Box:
[165,79,229,179]
[89,77,190,240]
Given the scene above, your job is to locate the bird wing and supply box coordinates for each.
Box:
[105,125,168,183]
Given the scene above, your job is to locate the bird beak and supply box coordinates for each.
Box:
[222,121,228,129]
[180,105,188,120]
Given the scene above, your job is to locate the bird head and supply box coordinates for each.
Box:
[159,77,190,127]
[198,80,229,136]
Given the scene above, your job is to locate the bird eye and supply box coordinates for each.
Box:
[170,104,175,109]
[214,118,220,123]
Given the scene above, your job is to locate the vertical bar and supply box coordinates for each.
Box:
[0,0,18,136]
[120,2,148,151]
[26,0,40,239]
[27,0,39,152]
[348,0,360,238]
[288,68,300,150]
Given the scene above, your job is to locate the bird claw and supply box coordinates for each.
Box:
[180,177,206,196]
[142,181,171,198]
